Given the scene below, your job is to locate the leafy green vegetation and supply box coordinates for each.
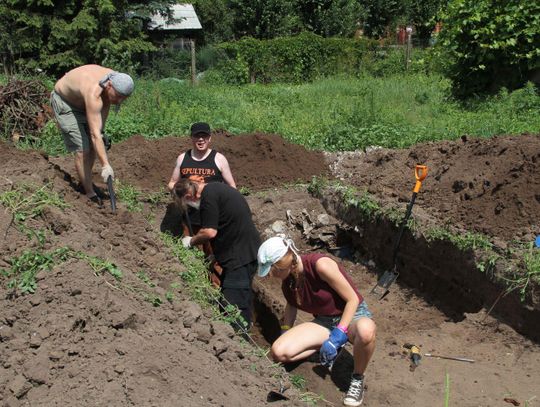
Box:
[25,74,538,155]
[0,0,173,76]
[290,373,306,390]
[424,226,493,252]
[0,183,68,223]
[0,183,69,243]
[115,181,143,212]
[1,247,71,294]
[1,247,122,293]
[436,0,540,97]
[505,243,540,301]
[160,232,250,330]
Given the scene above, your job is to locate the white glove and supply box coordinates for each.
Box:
[182,236,192,248]
[101,164,114,183]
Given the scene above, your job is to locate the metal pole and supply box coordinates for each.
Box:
[406,26,413,70]
[191,39,196,85]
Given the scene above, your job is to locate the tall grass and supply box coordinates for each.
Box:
[25,74,540,154]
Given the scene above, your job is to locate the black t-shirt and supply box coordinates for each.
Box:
[200,183,261,271]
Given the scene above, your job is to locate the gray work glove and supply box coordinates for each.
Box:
[182,236,192,248]
[101,164,114,183]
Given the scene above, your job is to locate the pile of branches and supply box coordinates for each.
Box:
[0,78,53,143]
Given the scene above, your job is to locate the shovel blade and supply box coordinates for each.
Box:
[370,270,399,300]
[107,176,116,213]
[267,391,289,402]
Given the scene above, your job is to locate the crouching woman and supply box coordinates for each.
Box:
[257,236,376,407]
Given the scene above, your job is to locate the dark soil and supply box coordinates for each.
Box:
[1,131,539,406]
[327,134,540,242]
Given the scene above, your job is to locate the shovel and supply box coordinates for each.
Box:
[370,164,428,300]
[266,381,289,402]
[107,175,117,214]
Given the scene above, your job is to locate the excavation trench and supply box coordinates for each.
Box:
[247,186,540,405]
[250,188,540,343]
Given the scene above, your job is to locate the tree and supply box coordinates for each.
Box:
[191,0,234,44]
[0,0,175,77]
[436,0,540,98]
[402,0,446,43]
[361,0,404,38]
[296,0,366,37]
[228,0,301,39]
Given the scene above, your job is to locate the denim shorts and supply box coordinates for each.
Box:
[313,300,373,331]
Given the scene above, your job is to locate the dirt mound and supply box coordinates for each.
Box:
[2,131,540,406]
[0,140,305,406]
[110,132,329,192]
[328,133,540,242]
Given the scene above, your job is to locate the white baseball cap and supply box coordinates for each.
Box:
[257,236,298,277]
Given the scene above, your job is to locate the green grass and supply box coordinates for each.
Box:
[115,181,143,212]
[505,242,540,301]
[444,372,451,407]
[24,74,540,155]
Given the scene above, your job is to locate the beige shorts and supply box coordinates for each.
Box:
[50,90,91,152]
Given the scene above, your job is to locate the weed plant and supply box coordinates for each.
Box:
[115,181,143,212]
[0,183,68,223]
[505,242,540,301]
[1,247,71,293]
[29,74,540,155]
[0,247,121,293]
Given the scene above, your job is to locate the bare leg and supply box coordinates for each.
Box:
[75,150,96,197]
[349,317,376,374]
[271,322,329,363]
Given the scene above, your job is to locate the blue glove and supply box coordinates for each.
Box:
[320,327,348,368]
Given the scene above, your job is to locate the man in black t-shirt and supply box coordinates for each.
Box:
[167,122,236,287]
[173,178,261,331]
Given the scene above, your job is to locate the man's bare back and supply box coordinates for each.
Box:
[54,65,113,110]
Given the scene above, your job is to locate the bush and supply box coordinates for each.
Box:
[213,32,384,84]
[435,0,540,98]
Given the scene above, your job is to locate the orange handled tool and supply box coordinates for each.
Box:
[413,165,428,193]
[370,164,428,299]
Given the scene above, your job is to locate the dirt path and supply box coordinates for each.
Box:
[1,132,539,406]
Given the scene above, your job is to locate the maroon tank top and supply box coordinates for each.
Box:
[281,253,363,316]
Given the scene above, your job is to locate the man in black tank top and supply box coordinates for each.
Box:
[167,122,236,192]
[167,122,237,286]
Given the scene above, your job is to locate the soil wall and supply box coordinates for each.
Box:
[319,189,540,342]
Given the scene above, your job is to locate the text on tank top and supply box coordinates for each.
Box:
[180,149,224,184]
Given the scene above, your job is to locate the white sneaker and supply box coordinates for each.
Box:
[343,374,364,406]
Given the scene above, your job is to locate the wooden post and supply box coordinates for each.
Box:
[190,38,196,85]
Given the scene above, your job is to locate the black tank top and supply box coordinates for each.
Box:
[180,149,224,184]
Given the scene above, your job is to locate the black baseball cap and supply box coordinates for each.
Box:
[190,122,211,137]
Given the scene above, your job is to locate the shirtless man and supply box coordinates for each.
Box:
[50,64,134,204]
